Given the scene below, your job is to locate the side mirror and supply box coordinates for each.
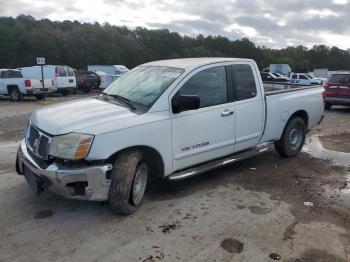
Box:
[172,95,200,114]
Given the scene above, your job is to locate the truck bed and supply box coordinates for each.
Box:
[263,82,323,96]
[261,82,324,144]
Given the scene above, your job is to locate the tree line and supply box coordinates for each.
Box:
[0,15,349,71]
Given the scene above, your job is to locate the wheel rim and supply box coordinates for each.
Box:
[132,163,148,206]
[288,124,303,150]
[10,91,18,101]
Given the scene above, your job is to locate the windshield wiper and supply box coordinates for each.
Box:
[101,93,136,110]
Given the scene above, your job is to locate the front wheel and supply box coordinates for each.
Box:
[274,117,306,158]
[109,150,148,215]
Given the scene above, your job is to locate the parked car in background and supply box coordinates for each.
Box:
[323,73,350,109]
[19,65,77,95]
[0,69,55,101]
[290,73,315,85]
[74,70,101,92]
[261,72,288,82]
[95,71,119,89]
[87,65,129,77]
[306,74,323,84]
[271,72,290,81]
[16,58,324,214]
[269,64,291,76]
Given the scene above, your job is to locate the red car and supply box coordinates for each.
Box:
[323,73,350,109]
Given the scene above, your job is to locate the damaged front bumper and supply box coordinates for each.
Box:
[16,139,112,201]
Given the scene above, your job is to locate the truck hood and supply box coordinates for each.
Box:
[31,98,137,135]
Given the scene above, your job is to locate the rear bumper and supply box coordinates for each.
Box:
[16,139,112,201]
[26,87,56,95]
[325,96,350,105]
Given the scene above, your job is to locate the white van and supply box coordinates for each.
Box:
[19,65,77,95]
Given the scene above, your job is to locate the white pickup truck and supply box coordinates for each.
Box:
[16,58,324,214]
[0,69,55,101]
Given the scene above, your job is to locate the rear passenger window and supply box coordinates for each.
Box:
[292,75,297,79]
[58,67,67,77]
[6,70,23,78]
[232,64,257,100]
[178,66,228,108]
[67,68,75,77]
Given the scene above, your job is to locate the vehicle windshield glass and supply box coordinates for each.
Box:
[329,74,350,83]
[104,66,184,107]
[306,74,314,79]
[272,73,279,77]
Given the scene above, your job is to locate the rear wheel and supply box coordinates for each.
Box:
[274,117,306,157]
[82,85,91,93]
[60,89,69,96]
[9,87,23,102]
[109,150,148,215]
[325,103,332,110]
[34,94,44,100]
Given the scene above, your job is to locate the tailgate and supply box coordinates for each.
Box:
[29,79,54,89]
[325,83,350,97]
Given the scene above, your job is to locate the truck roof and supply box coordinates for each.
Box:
[0,69,20,71]
[141,57,253,70]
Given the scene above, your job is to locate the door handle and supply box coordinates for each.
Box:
[221,110,234,117]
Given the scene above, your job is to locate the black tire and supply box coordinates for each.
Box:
[82,86,91,93]
[9,87,23,102]
[60,89,69,96]
[274,117,306,158]
[325,103,332,110]
[109,150,148,215]
[34,95,44,100]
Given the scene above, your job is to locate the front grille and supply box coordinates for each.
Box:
[26,123,52,160]
[28,124,39,149]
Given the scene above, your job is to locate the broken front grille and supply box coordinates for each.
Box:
[26,123,52,160]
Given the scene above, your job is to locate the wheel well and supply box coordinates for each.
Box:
[7,85,19,93]
[106,146,164,181]
[289,110,309,128]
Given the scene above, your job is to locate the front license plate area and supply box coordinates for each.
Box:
[23,165,43,196]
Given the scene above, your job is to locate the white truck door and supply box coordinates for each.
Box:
[56,67,68,88]
[66,67,76,88]
[171,65,236,171]
[229,63,264,152]
[299,75,310,85]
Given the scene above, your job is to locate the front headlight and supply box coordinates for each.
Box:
[50,133,94,160]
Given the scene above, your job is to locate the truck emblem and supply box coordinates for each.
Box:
[33,138,39,148]
[182,141,209,152]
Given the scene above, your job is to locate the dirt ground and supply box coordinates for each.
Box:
[0,94,350,262]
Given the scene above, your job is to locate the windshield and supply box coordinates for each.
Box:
[306,74,314,79]
[272,73,279,77]
[104,66,184,107]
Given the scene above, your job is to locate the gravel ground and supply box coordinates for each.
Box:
[0,95,349,262]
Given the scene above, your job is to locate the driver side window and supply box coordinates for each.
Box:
[177,66,228,108]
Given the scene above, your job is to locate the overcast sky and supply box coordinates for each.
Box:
[1,0,350,49]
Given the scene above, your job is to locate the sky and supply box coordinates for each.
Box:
[1,0,350,49]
